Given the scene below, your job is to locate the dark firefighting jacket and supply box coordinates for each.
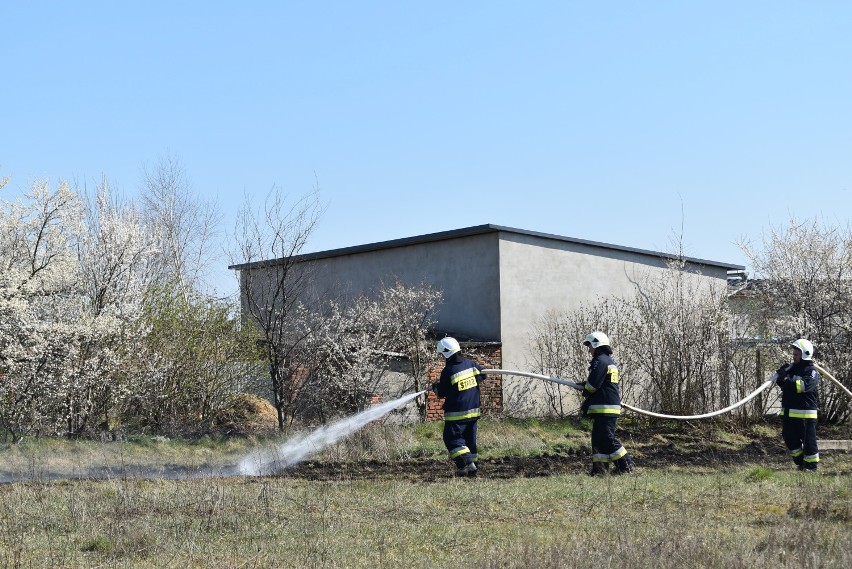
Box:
[581,352,621,416]
[776,360,820,419]
[433,355,484,421]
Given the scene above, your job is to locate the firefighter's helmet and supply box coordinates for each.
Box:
[436,337,461,359]
[583,331,610,349]
[791,339,814,361]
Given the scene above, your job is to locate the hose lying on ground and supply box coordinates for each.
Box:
[482,366,851,420]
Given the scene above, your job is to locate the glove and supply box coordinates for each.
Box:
[775,364,791,386]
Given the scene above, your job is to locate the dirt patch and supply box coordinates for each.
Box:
[270,423,852,482]
[2,421,849,484]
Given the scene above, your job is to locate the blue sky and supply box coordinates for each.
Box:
[2,2,850,296]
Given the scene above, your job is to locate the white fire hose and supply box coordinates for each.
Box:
[482,364,852,421]
[815,363,852,399]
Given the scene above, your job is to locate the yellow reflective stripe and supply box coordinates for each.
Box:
[444,409,481,421]
[584,383,597,394]
[592,454,610,463]
[607,365,619,384]
[790,448,804,458]
[587,405,621,415]
[450,368,478,386]
[795,379,804,393]
[787,408,817,419]
[449,446,470,459]
[803,454,820,463]
[609,446,627,461]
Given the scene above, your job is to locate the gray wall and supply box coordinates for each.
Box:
[497,231,729,371]
[237,227,735,416]
[494,231,732,415]
[241,228,732,363]
[292,232,502,340]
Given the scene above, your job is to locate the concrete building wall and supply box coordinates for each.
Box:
[293,232,502,341]
[490,230,734,414]
[496,231,731,371]
[232,225,741,418]
[237,225,736,356]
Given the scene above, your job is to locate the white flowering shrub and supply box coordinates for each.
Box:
[284,282,441,424]
[0,172,281,440]
[0,179,157,438]
[0,179,159,440]
[740,217,852,423]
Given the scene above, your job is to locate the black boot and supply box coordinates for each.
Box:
[614,455,634,475]
[456,462,478,477]
[588,462,609,477]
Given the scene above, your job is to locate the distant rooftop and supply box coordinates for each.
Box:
[229,224,745,271]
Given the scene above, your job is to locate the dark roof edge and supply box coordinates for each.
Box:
[229,223,745,271]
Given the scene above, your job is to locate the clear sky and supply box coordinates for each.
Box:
[3,2,850,296]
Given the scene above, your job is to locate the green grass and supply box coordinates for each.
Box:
[477,417,587,458]
[745,465,776,482]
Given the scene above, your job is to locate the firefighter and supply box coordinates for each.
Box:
[580,331,634,476]
[432,337,485,477]
[775,339,820,471]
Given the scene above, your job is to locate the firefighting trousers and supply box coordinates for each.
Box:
[443,418,478,468]
[590,415,628,463]
[782,416,819,469]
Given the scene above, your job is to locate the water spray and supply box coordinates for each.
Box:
[0,391,426,484]
[236,390,426,476]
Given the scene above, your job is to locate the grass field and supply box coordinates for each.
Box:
[1,418,850,568]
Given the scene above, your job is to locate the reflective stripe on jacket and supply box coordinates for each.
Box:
[435,356,484,421]
[582,353,621,416]
[777,361,819,418]
[784,408,818,420]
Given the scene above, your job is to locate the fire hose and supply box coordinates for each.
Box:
[815,364,852,399]
[482,364,852,420]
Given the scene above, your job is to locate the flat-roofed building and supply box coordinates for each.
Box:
[231,224,743,414]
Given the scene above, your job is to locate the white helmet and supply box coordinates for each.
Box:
[583,331,610,349]
[436,337,461,359]
[791,339,814,361]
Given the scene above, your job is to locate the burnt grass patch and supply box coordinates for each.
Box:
[272,419,852,482]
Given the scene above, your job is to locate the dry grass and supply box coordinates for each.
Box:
[0,468,849,568]
[0,436,261,483]
[0,419,850,568]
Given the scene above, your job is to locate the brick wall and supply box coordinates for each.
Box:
[426,343,502,421]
